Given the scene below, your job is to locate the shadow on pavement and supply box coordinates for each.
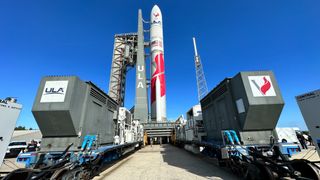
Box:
[160,144,237,179]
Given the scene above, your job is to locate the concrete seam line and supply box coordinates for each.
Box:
[94,155,134,179]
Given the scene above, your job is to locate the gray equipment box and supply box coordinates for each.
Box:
[296,90,320,155]
[200,71,284,144]
[32,76,118,151]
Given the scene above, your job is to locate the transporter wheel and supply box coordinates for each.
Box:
[61,167,91,180]
[244,163,276,180]
[3,168,35,180]
[90,165,102,178]
[230,158,245,177]
[290,159,320,180]
[244,164,259,180]
[218,159,227,167]
[227,159,236,174]
[217,150,227,167]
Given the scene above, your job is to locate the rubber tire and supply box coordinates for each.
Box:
[290,159,320,180]
[245,163,276,180]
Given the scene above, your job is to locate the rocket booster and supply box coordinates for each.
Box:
[150,5,166,122]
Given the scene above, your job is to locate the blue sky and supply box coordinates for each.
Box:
[0,1,319,130]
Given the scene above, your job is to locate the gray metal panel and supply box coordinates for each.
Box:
[229,73,248,129]
[40,137,81,152]
[244,104,283,130]
[82,96,115,145]
[134,10,149,123]
[240,130,273,145]
[33,110,75,137]
[201,71,284,143]
[32,76,86,137]
[32,76,117,151]
[201,79,240,142]
[231,71,284,130]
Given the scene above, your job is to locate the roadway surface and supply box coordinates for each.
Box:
[94,144,238,180]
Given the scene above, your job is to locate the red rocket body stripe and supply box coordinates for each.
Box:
[151,53,166,104]
[159,73,166,97]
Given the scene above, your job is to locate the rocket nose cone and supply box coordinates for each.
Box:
[152,5,160,11]
[151,5,162,21]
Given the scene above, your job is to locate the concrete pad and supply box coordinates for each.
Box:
[0,158,24,177]
[291,146,320,162]
[95,144,237,180]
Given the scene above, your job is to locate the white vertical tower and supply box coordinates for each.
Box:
[193,37,208,101]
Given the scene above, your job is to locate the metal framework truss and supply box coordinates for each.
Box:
[108,33,138,106]
[195,58,208,101]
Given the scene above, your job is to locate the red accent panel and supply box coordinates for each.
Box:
[260,77,271,95]
[152,53,165,77]
[159,73,166,97]
[151,53,166,104]
[151,77,156,104]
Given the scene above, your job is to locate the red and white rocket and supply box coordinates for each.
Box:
[150,5,166,122]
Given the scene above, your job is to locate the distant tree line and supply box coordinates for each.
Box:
[14,126,33,130]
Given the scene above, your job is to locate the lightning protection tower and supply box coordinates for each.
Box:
[193,37,208,101]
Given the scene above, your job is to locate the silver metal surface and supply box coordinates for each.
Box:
[142,122,175,137]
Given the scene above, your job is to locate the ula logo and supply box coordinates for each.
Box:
[40,80,68,103]
[153,20,161,24]
[153,13,160,17]
[44,87,65,95]
[248,76,276,97]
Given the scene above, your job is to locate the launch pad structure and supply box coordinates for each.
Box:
[108,9,174,144]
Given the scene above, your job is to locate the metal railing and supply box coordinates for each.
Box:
[142,122,176,129]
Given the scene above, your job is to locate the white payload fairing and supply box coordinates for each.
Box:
[150,5,166,122]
